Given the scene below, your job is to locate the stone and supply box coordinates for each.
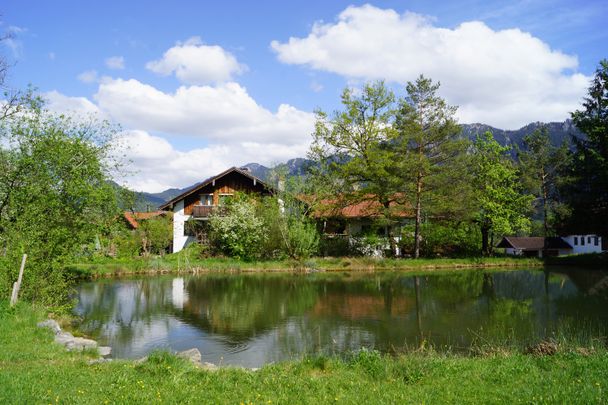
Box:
[88,358,113,365]
[37,319,61,334]
[54,331,75,346]
[98,346,112,357]
[176,348,202,364]
[65,337,98,351]
[201,362,219,371]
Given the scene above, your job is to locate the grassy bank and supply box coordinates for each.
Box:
[1,302,606,404]
[68,254,544,278]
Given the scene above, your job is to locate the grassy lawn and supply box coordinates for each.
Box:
[68,254,544,278]
[1,302,606,404]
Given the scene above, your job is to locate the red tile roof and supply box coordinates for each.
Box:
[314,197,412,219]
[123,211,166,229]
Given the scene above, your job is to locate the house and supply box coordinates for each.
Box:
[314,197,413,256]
[159,167,273,253]
[496,234,603,257]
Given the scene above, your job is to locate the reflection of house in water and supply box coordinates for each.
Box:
[171,278,188,309]
[557,270,608,297]
[311,294,414,319]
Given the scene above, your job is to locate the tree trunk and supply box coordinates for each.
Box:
[541,170,549,236]
[413,174,423,258]
[481,222,490,256]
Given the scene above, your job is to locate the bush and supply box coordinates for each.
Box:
[208,196,265,260]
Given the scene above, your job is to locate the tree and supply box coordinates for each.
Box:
[308,81,402,255]
[0,110,121,306]
[137,215,173,256]
[471,132,533,255]
[393,76,467,258]
[565,59,608,236]
[517,126,570,236]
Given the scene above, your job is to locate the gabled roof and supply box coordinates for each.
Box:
[496,236,572,250]
[123,211,166,229]
[158,166,272,210]
[313,195,413,219]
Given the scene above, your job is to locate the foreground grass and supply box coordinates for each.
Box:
[68,254,543,278]
[1,303,607,404]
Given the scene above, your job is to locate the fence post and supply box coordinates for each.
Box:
[9,254,27,307]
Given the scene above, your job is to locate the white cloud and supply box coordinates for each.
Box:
[44,90,103,117]
[271,4,589,129]
[77,69,98,83]
[116,130,309,192]
[94,78,314,145]
[146,36,245,84]
[105,56,125,70]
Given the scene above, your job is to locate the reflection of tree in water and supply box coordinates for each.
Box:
[178,275,319,344]
[75,269,608,360]
[75,278,176,351]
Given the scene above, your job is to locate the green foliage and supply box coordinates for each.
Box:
[471,132,533,255]
[137,215,172,256]
[209,194,266,260]
[0,110,121,306]
[393,76,468,257]
[517,126,571,236]
[565,59,608,236]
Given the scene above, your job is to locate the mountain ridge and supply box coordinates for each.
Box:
[132,120,582,209]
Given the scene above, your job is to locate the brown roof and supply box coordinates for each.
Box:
[158,167,272,210]
[314,196,413,219]
[496,236,572,250]
[123,211,166,229]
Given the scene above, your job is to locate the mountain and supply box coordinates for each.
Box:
[460,120,581,151]
[129,120,581,210]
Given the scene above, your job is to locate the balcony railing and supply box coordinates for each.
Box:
[192,205,227,218]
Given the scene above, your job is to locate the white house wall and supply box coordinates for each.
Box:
[172,200,194,253]
[561,235,603,254]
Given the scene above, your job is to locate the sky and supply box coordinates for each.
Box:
[2,0,607,192]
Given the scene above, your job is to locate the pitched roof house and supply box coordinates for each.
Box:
[159,167,272,253]
[496,235,603,257]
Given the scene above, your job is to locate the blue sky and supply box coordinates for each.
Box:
[2,1,607,191]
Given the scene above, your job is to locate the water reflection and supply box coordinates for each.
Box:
[75,269,608,368]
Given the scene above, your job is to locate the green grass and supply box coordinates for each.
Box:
[68,254,544,278]
[1,302,607,404]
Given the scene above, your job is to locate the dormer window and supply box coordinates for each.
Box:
[200,194,213,206]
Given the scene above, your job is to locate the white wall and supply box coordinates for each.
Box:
[561,235,603,254]
[172,200,194,253]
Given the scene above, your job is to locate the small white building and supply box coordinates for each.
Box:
[497,234,603,257]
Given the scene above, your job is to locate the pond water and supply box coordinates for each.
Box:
[75,268,608,368]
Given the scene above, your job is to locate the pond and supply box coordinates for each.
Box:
[74,268,608,368]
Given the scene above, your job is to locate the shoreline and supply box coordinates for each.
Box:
[69,256,548,279]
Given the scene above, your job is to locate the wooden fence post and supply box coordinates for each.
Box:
[9,254,27,307]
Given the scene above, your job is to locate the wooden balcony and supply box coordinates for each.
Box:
[192,205,227,218]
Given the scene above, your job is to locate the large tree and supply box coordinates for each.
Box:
[565,59,608,236]
[0,109,121,306]
[393,76,467,258]
[471,132,533,255]
[309,81,403,255]
[517,126,570,236]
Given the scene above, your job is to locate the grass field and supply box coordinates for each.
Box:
[1,302,606,404]
[68,254,544,279]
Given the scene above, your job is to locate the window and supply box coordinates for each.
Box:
[200,194,213,206]
[574,236,578,245]
[218,194,233,206]
[581,237,585,246]
[588,236,592,243]
[595,237,599,246]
